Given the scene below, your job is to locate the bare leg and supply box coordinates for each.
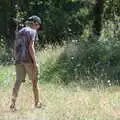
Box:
[32,79,40,106]
[10,80,22,110]
[25,63,42,108]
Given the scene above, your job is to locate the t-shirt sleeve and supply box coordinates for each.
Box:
[29,30,37,41]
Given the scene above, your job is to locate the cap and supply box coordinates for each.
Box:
[28,15,41,25]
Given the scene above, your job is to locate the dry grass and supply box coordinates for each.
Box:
[0,82,120,120]
[0,48,120,120]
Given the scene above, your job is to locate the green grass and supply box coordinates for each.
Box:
[0,47,120,120]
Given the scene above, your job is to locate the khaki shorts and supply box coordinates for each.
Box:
[15,63,38,82]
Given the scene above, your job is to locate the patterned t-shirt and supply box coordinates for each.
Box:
[15,27,37,64]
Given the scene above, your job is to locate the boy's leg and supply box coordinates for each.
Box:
[32,71,42,107]
[10,64,26,110]
[32,78,40,106]
[25,63,41,107]
[10,79,22,109]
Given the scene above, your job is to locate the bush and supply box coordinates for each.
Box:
[39,20,120,86]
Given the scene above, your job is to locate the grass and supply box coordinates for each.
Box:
[0,47,120,120]
[0,82,120,120]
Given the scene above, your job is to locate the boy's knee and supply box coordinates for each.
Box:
[14,80,22,88]
[32,81,38,89]
[32,79,38,84]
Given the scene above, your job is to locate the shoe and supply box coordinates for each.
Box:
[35,102,43,108]
[10,104,17,112]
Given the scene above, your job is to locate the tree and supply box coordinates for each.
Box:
[92,0,104,37]
[0,0,16,48]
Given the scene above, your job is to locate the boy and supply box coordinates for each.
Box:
[10,15,42,111]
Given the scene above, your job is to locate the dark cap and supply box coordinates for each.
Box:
[28,15,41,25]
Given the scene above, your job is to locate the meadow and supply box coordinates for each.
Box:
[0,47,120,120]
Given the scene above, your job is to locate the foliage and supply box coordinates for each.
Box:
[39,20,120,85]
[0,0,95,47]
[0,0,120,85]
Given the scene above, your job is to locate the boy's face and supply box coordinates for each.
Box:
[32,23,40,30]
[36,23,40,30]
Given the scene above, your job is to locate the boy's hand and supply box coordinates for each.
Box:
[33,62,39,72]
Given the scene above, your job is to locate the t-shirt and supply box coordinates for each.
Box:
[14,27,37,64]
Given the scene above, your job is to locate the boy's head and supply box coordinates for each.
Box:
[25,15,42,30]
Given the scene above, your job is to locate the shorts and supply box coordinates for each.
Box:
[15,63,38,82]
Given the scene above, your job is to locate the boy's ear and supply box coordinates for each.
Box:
[38,24,43,31]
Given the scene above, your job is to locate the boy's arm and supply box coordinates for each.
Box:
[29,40,38,68]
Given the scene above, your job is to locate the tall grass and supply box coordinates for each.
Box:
[37,44,120,87]
[37,20,120,86]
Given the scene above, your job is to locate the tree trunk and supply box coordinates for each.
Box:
[92,0,104,37]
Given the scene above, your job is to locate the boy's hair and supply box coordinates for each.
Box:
[25,15,43,30]
[25,20,35,27]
